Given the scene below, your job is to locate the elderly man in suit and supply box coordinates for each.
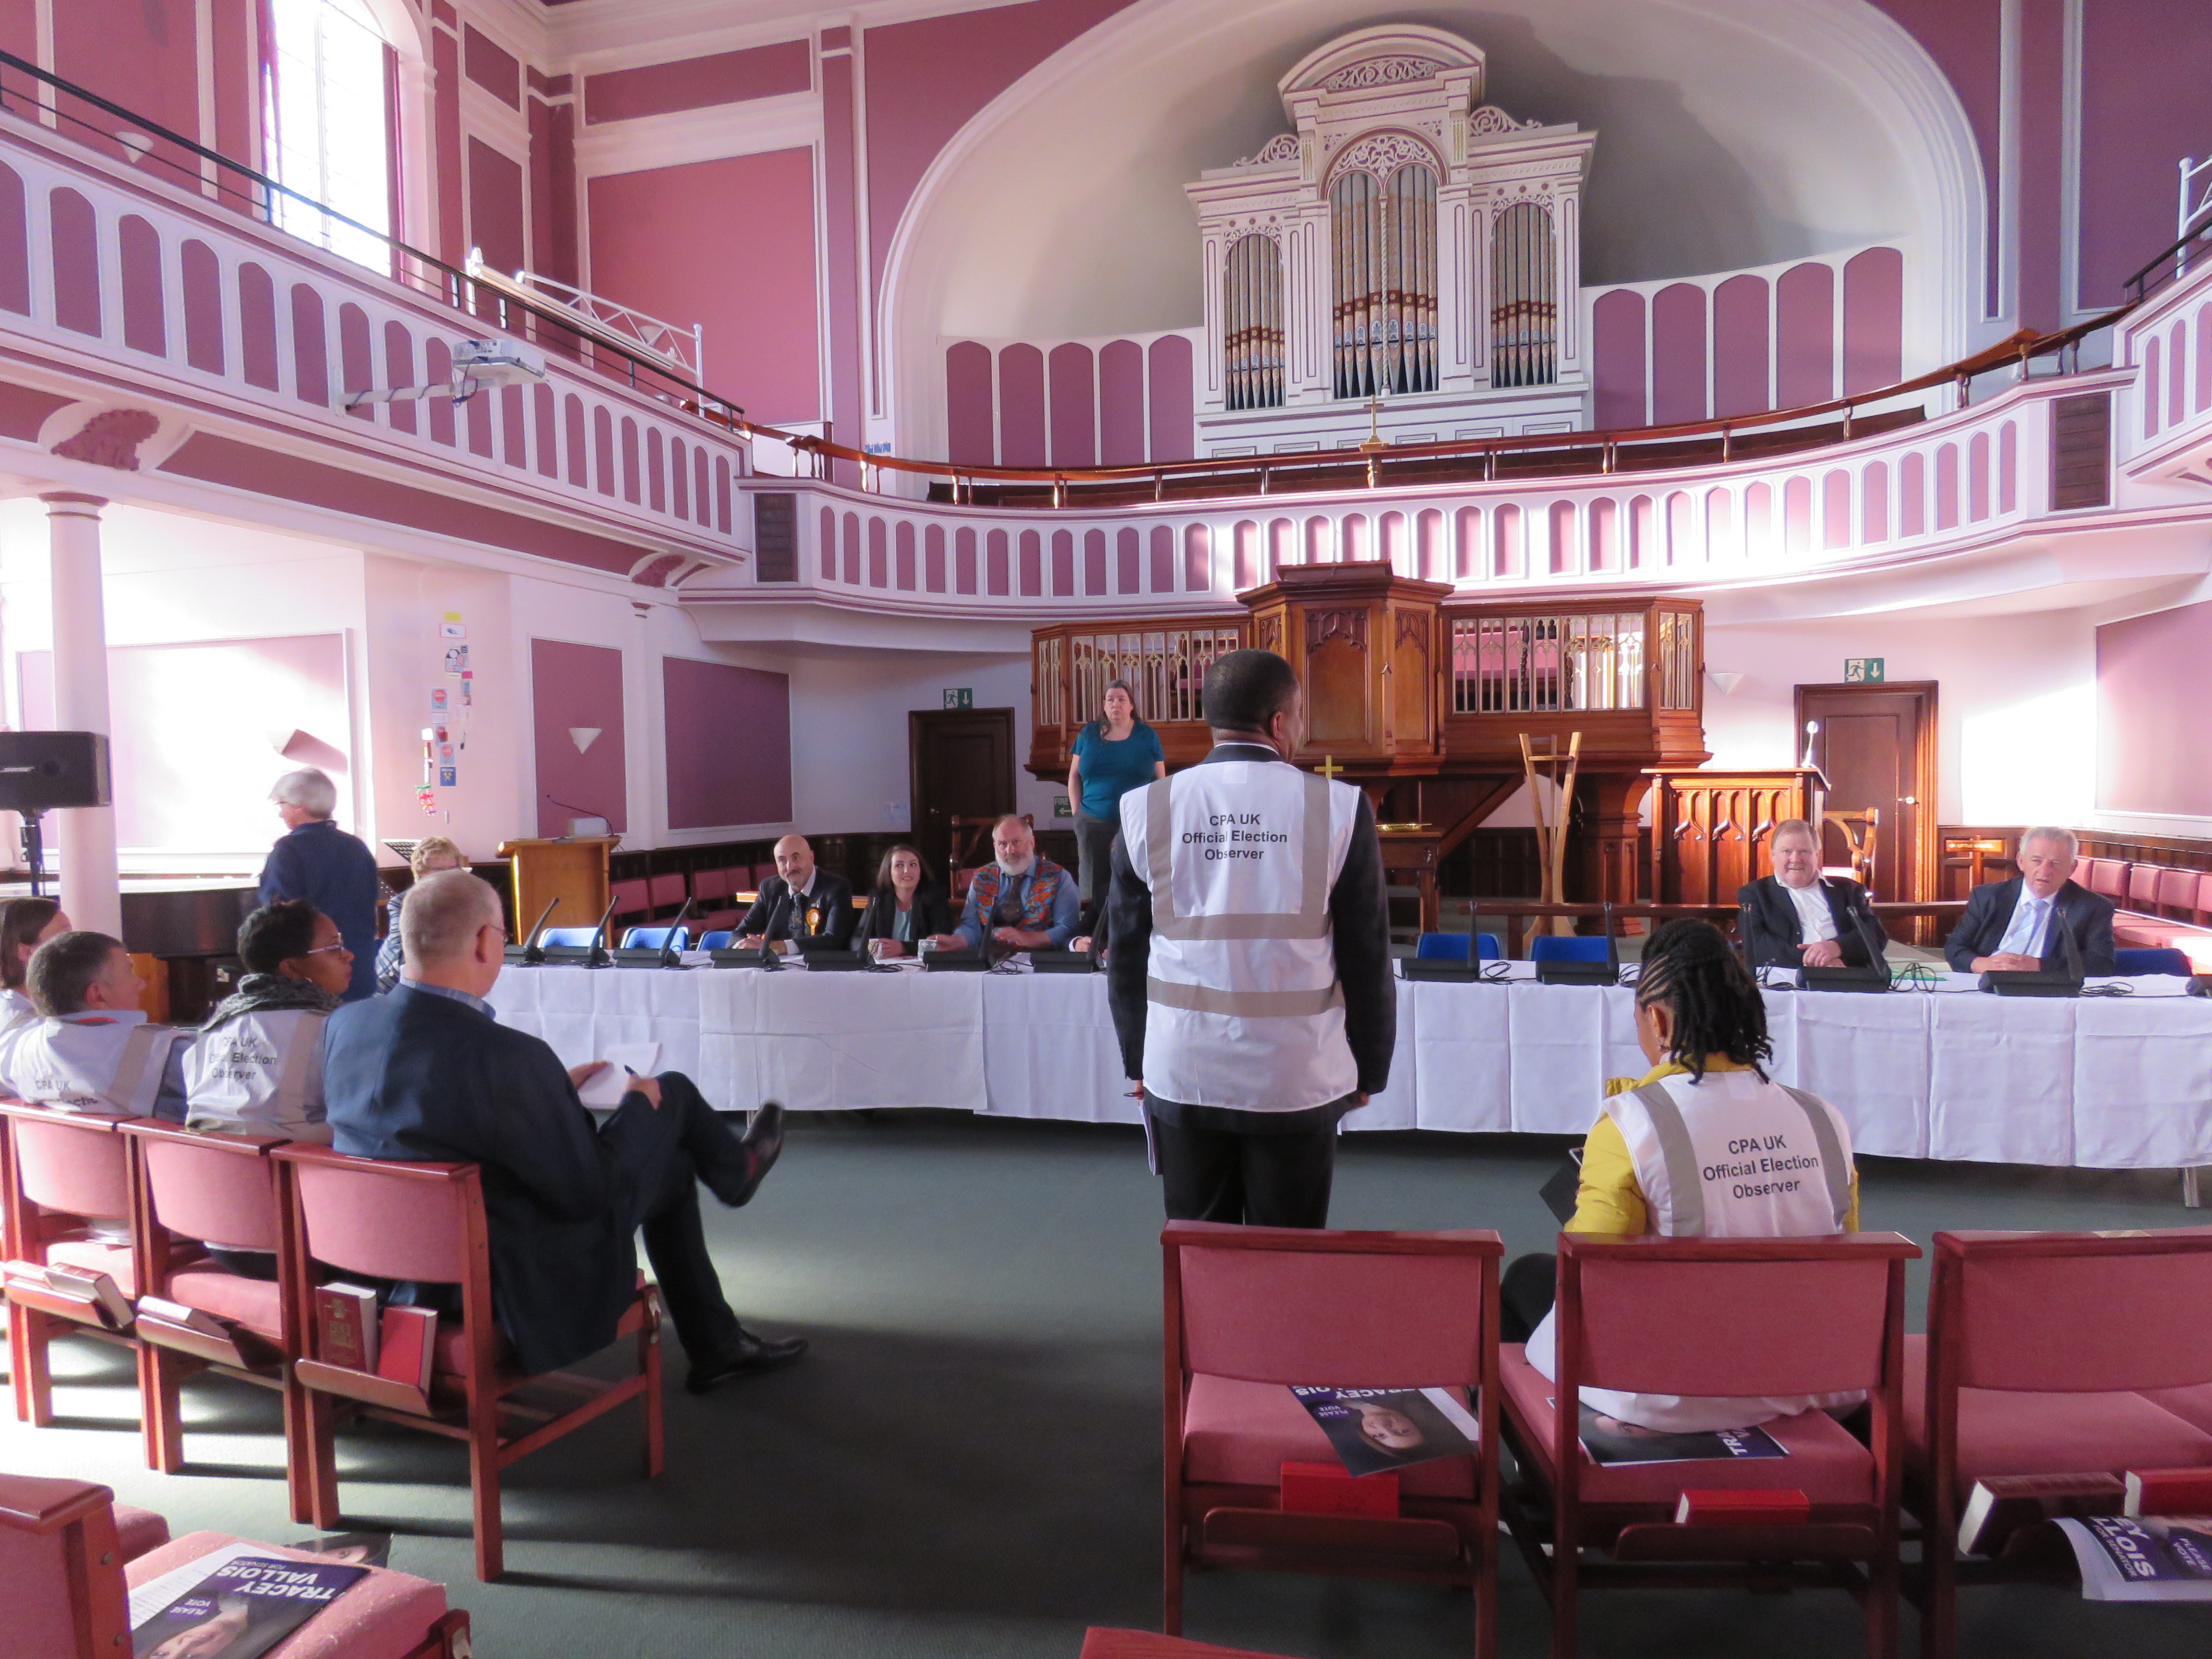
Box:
[1944,825,2118,976]
[258,767,381,1001]
[1738,818,1887,969]
[735,835,855,952]
[322,870,805,1391]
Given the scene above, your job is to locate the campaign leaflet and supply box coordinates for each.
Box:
[289,1532,392,1569]
[132,1554,369,1658]
[2058,1515,2212,1600]
[1288,1386,1479,1477]
[1575,1404,1788,1467]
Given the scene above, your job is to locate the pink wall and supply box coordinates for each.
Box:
[664,657,791,829]
[467,139,525,277]
[464,25,520,108]
[1650,283,1705,425]
[1591,289,1646,428]
[584,40,810,124]
[2098,600,2212,816]
[2080,5,2212,303]
[1870,0,2002,313]
[531,638,627,836]
[947,334,1195,464]
[587,149,820,422]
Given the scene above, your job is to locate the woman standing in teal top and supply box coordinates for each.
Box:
[1068,679,1166,918]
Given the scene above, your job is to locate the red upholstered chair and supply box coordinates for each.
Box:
[274,1143,663,1581]
[2127,863,2163,914]
[1162,1221,1503,1656]
[2082,858,2129,903]
[2197,870,2212,924]
[0,1472,469,1659]
[0,1102,164,1429]
[647,871,686,917]
[120,1121,312,1521]
[606,877,650,933]
[1080,1632,1300,1659]
[1907,1227,2212,1659]
[2156,866,2201,920]
[1500,1232,1919,1659]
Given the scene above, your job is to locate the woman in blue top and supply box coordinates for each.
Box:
[1068,678,1166,917]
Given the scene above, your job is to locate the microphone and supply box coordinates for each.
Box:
[658,895,695,967]
[1832,878,1888,977]
[1603,900,1618,978]
[585,891,621,967]
[2057,901,2086,982]
[518,896,559,964]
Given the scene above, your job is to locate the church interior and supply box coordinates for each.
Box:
[5,0,2212,1655]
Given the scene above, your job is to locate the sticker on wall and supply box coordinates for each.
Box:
[417,784,436,814]
[459,678,472,707]
[1844,657,1886,683]
[431,686,449,716]
[444,645,469,677]
[438,744,455,764]
[440,618,467,639]
[438,765,457,788]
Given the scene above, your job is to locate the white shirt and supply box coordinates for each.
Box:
[1996,889,2053,959]
[1779,878,1838,944]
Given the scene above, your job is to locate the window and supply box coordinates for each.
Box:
[1491,200,1557,386]
[266,0,392,271]
[1331,159,1438,398]
[1223,233,1284,410]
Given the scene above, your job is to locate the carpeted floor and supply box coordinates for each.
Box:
[7,1113,2211,1658]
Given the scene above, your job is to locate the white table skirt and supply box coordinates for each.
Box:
[490,965,2212,1171]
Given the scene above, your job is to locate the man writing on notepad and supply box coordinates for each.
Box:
[322,870,806,1390]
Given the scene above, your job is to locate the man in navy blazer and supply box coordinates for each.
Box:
[1943,825,2117,976]
[735,835,855,951]
[322,871,805,1390]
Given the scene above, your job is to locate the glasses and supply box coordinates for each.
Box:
[304,941,351,956]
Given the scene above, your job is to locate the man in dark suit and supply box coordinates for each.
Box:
[735,835,855,952]
[1738,818,1887,969]
[322,871,806,1391]
[1944,825,2118,975]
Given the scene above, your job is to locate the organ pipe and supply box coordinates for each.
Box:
[1490,200,1557,387]
[1224,233,1285,410]
[1331,164,1438,399]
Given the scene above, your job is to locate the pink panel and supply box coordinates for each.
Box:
[338,304,373,424]
[924,524,946,592]
[620,416,640,501]
[425,338,456,446]
[1305,516,1331,565]
[1152,525,1177,591]
[2079,5,2212,303]
[955,526,978,594]
[118,215,164,356]
[1384,511,1413,572]
[1783,476,1813,553]
[868,517,888,586]
[378,322,418,436]
[1587,498,1618,570]
[1050,528,1075,596]
[1270,517,1295,576]
[647,427,666,511]
[1341,513,1368,564]
[945,340,995,467]
[717,456,733,533]
[1628,496,1654,568]
[1183,524,1210,592]
[895,520,916,590]
[819,506,835,579]
[841,512,860,583]
[1822,470,1851,548]
[1651,283,1707,425]
[466,139,527,284]
[2143,338,2161,437]
[1547,500,1576,575]
[1969,431,1991,520]
[1862,461,1889,544]
[1493,503,1523,577]
[665,657,790,828]
[1418,509,1444,580]
[1148,334,1195,462]
[534,385,558,477]
[1453,507,1479,577]
[1049,342,1095,467]
[182,241,223,374]
[1900,452,1926,536]
[1841,248,1904,395]
[289,284,327,406]
[1705,488,1733,558]
[1746,482,1774,554]
[464,385,493,459]
[532,638,627,835]
[1019,529,1042,596]
[696,450,712,524]
[0,162,26,314]
[50,187,99,336]
[1099,339,1145,465]
[2199,304,2212,412]
[1591,289,1647,429]
[1712,275,1769,417]
[239,264,278,390]
[584,40,811,124]
[1775,263,1835,408]
[463,26,521,108]
[2099,598,2212,815]
[1935,443,1960,529]
[2172,322,2189,427]
[500,390,528,473]
[1666,492,1692,563]
[986,528,1009,596]
[998,344,1046,469]
[432,29,462,262]
[591,402,613,490]
[1081,525,1106,594]
[1998,421,2018,513]
[1116,527,1141,594]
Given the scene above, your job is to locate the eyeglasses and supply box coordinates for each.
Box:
[304,941,351,956]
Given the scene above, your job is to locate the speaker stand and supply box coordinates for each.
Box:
[20,809,45,898]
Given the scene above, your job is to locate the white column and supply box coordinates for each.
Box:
[43,492,120,936]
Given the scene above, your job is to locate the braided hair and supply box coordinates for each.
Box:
[1634,917,1772,1080]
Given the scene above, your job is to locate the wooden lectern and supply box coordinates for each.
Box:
[497,837,616,946]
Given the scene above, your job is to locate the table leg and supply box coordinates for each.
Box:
[2185,1167,2204,1209]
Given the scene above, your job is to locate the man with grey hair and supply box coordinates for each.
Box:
[1944,824,2117,975]
[936,814,1079,951]
[322,870,803,1390]
[257,766,380,1000]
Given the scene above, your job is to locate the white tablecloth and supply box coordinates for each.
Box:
[490,965,2212,1170]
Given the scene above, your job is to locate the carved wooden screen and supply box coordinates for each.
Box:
[1331,156,1438,398]
[1490,200,1557,386]
[1224,233,1285,410]
[1449,612,1647,713]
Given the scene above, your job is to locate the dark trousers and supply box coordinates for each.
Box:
[1074,809,1117,918]
[1151,1108,1337,1228]
[1501,1253,1558,1344]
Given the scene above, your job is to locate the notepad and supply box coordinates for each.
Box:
[577,1043,661,1110]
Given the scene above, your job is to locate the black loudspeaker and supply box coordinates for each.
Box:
[0,732,109,812]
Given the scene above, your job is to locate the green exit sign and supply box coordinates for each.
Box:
[1844,658,1886,684]
[942,687,973,709]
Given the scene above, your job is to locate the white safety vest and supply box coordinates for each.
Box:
[183,1008,331,1141]
[0,987,36,1033]
[1118,760,1363,1110]
[1527,1069,1861,1432]
[0,1011,185,1116]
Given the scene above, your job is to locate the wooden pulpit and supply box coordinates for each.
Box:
[497,837,616,945]
[1645,768,1824,906]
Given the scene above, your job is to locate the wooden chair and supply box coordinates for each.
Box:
[1908,1227,2212,1659]
[1080,1633,1300,1659]
[0,1472,469,1659]
[1163,1221,1503,1657]
[1499,1232,1920,1659]
[1822,808,1880,891]
[120,1120,312,1522]
[274,1143,664,1581]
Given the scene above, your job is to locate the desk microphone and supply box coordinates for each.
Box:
[1833,879,1888,976]
[519,896,559,964]
[659,895,695,967]
[586,892,621,967]
[2057,903,2086,983]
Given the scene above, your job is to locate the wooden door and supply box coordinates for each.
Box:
[1794,682,1937,904]
[910,709,1015,874]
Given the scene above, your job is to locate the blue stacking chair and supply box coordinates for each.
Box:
[1416,931,1503,961]
[621,926,689,951]
[540,926,602,948]
[2115,946,2192,977]
[697,930,734,951]
[1530,935,1611,964]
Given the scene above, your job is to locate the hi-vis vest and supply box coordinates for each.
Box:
[1525,1070,1860,1433]
[0,987,36,1034]
[1118,760,1362,1110]
[183,1008,331,1140]
[0,1011,183,1115]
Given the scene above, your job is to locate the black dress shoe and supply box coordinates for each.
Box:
[686,1328,808,1393]
[708,1102,786,1207]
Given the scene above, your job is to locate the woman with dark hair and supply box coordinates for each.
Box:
[1506,917,1864,1433]
[1067,678,1165,918]
[853,843,953,958]
[0,895,66,1027]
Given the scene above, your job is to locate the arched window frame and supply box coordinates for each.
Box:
[263,0,431,266]
[1490,197,1558,387]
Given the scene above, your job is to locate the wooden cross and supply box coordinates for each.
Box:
[1316,755,1343,781]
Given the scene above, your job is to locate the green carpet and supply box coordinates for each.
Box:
[7,1114,2210,1658]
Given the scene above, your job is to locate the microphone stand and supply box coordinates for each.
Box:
[658,895,695,967]
[2057,903,2086,984]
[1603,901,1618,982]
[517,896,559,965]
[584,893,621,968]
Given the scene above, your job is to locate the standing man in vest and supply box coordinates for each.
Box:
[1106,649,1392,1227]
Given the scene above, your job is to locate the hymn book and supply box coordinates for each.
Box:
[314,1284,378,1371]
[1956,1474,2125,1556]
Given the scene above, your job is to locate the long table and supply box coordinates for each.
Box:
[489,965,2212,1172]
